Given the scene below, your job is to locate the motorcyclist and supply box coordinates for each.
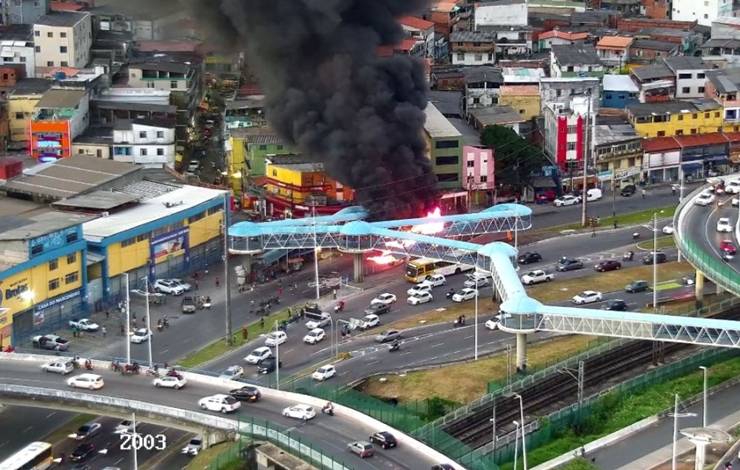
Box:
[390,339,400,351]
[323,401,334,415]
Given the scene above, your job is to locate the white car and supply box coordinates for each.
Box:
[407,291,433,305]
[662,224,674,234]
[695,192,715,206]
[198,394,241,413]
[168,278,192,292]
[265,331,287,347]
[464,276,490,289]
[485,313,512,330]
[244,346,272,364]
[733,197,739,207]
[571,290,603,305]
[67,373,104,390]
[360,314,380,329]
[153,375,187,389]
[68,318,99,332]
[312,364,337,381]
[452,288,477,302]
[153,279,185,295]
[41,359,74,375]
[554,194,580,207]
[406,283,432,297]
[181,437,202,456]
[113,420,134,434]
[282,404,317,420]
[186,160,200,173]
[725,180,740,194]
[423,273,446,287]
[484,318,499,330]
[303,328,326,344]
[218,366,244,380]
[716,217,733,233]
[130,328,152,344]
[521,270,554,285]
[305,313,331,330]
[371,293,397,305]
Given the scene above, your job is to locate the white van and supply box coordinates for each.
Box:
[586,188,603,202]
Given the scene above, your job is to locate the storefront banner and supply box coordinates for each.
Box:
[34,289,81,312]
[151,228,190,264]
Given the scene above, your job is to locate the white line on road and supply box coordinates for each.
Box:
[463,335,474,340]
[283,348,295,354]
[431,342,445,348]
[22,426,32,433]
[160,349,169,355]
[366,360,379,366]
[45,411,56,419]
[114,457,124,465]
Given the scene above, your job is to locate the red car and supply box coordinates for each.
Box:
[720,240,737,255]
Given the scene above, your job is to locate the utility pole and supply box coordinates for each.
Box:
[312,203,320,301]
[145,277,152,368]
[124,273,131,365]
[223,195,233,344]
[581,89,592,227]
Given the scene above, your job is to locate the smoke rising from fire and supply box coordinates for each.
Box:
[182,0,439,218]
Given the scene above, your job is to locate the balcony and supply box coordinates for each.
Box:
[33,108,76,121]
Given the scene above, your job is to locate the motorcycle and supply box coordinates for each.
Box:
[632,232,640,240]
[202,297,212,309]
[623,251,634,261]
[389,341,401,352]
[157,320,164,332]
[84,360,93,371]
[334,301,345,313]
[322,403,335,416]
[445,289,455,300]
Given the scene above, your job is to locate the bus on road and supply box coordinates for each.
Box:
[405,258,473,283]
[0,441,54,470]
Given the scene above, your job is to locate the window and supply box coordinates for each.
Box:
[692,113,698,119]
[65,272,79,284]
[156,131,164,138]
[467,160,475,168]
[682,87,690,94]
[698,73,705,79]
[46,61,53,66]
[567,125,577,134]
[437,173,459,182]
[34,30,39,37]
[488,53,493,61]
[137,233,149,242]
[698,87,705,94]
[473,97,480,104]
[66,253,76,264]
[691,128,697,134]
[207,206,221,215]
[259,144,267,150]
[567,142,577,151]
[679,73,692,79]
[140,148,147,156]
[34,46,40,52]
[170,80,178,89]
[96,149,102,157]
[714,111,719,117]
[157,148,164,156]
[121,237,137,247]
[19,57,25,63]
[657,130,666,136]
[47,32,52,38]
[66,232,77,243]
[60,61,67,67]
[457,53,464,60]
[48,279,60,291]
[479,175,488,183]
[49,259,58,270]
[139,131,147,138]
[60,32,67,38]
[705,112,710,118]
[31,244,43,255]
[676,129,684,135]
[628,157,635,167]
[436,156,458,165]
[189,212,205,223]
[14,112,23,120]
[678,115,684,121]
[474,53,483,61]
[60,46,67,53]
[605,93,613,100]
[567,66,574,72]
[435,140,459,149]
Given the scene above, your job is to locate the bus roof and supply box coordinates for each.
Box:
[1,441,52,467]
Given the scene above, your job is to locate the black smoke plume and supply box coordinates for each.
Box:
[183,0,438,219]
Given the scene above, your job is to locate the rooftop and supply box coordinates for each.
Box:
[52,191,139,211]
[502,67,546,83]
[469,105,525,126]
[450,31,495,43]
[627,99,720,117]
[631,39,678,52]
[128,60,192,74]
[538,30,589,41]
[631,63,672,81]
[499,85,540,96]
[701,38,740,49]
[602,74,639,92]
[551,44,601,65]
[113,118,175,131]
[594,124,640,146]
[36,88,86,109]
[82,185,227,243]
[0,211,90,242]
[424,103,462,139]
[662,56,707,71]
[34,11,89,28]
[11,78,53,96]
[596,36,634,49]
[399,16,435,30]
[0,24,32,41]
[706,67,740,93]
[462,66,504,83]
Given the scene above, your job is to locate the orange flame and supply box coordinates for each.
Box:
[411,207,444,235]
[368,250,400,265]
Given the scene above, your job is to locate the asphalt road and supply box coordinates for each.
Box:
[0,361,445,470]
[0,407,75,460]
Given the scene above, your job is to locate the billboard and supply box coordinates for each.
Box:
[151,228,190,264]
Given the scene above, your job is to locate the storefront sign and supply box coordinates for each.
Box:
[30,227,78,253]
[151,228,190,264]
[0,279,30,305]
[34,289,81,312]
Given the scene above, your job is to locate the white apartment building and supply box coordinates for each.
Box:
[112,119,176,168]
[33,11,92,72]
[663,56,708,99]
[474,0,528,28]
[672,0,733,27]
[0,38,35,78]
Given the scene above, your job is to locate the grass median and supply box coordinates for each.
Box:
[359,335,598,404]
[178,309,291,368]
[636,235,676,251]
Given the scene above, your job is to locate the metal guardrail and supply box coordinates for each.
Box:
[0,384,352,470]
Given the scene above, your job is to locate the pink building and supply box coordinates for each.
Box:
[464,145,495,193]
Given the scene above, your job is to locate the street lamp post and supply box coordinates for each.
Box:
[669,393,696,470]
[131,412,139,470]
[144,277,152,368]
[699,366,708,427]
[312,203,320,301]
[490,402,497,454]
[652,211,661,312]
[124,273,131,365]
[559,361,584,409]
[513,393,527,470]
[274,321,281,390]
[581,88,592,228]
[474,266,479,361]
[223,196,233,345]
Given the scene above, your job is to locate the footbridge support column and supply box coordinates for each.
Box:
[202,428,233,449]
[353,253,365,283]
[516,333,527,372]
[695,271,704,310]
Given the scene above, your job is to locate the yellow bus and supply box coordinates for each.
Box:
[405,258,473,283]
[0,441,53,470]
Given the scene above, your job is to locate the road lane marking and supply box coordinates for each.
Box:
[22,426,32,433]
[46,411,56,418]
[431,342,445,348]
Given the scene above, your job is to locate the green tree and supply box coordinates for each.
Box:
[480,125,549,190]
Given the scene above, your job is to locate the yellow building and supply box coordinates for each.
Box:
[498,85,542,121]
[0,209,88,348]
[83,184,228,299]
[8,79,52,145]
[626,99,724,138]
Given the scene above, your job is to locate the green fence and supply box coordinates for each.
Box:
[205,438,251,470]
[681,237,740,296]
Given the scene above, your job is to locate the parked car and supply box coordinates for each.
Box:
[452,288,477,302]
[181,296,196,314]
[130,328,152,344]
[186,160,199,173]
[586,188,603,201]
[67,374,104,390]
[557,258,583,272]
[725,179,740,194]
[70,443,95,462]
[229,386,261,402]
[245,347,272,364]
[73,422,102,440]
[464,274,490,288]
[716,217,733,233]
[305,312,331,330]
[198,394,241,413]
[375,330,402,343]
[535,191,556,203]
[265,331,287,347]
[68,319,99,332]
[348,441,374,458]
[153,375,187,389]
[625,280,650,293]
[602,299,628,311]
[41,359,74,375]
[370,293,397,305]
[168,278,192,291]
[181,438,202,456]
[32,334,69,351]
[517,252,542,264]
[153,279,185,295]
[257,357,282,375]
[720,239,737,255]
[365,303,391,316]
[407,291,433,305]
[571,291,603,305]
[369,431,397,449]
[521,270,554,285]
[553,194,581,207]
[360,314,381,330]
[620,185,636,197]
[312,365,337,381]
[218,366,244,380]
[642,252,667,265]
[303,328,326,344]
[594,260,622,272]
[282,404,316,420]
